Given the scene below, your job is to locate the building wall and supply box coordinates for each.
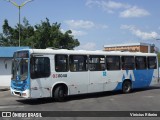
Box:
[0,58,12,87]
[104,45,140,52]
[140,46,148,53]
[104,45,151,53]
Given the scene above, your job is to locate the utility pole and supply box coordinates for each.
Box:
[5,0,34,46]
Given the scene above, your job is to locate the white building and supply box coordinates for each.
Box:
[0,47,29,89]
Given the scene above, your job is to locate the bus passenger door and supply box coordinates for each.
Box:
[68,71,89,95]
[68,55,89,95]
[104,56,122,91]
[30,55,51,98]
[88,71,106,93]
[88,55,105,93]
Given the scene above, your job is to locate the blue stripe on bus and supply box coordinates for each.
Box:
[132,69,154,88]
[11,78,30,91]
[115,70,154,90]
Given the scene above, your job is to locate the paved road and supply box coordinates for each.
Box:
[0,85,160,120]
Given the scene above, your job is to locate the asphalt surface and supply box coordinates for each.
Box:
[0,85,160,120]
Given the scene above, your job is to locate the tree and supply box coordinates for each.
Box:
[1,18,34,46]
[20,17,35,46]
[0,18,80,49]
[2,19,16,46]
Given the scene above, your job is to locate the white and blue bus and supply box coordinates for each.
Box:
[11,49,159,101]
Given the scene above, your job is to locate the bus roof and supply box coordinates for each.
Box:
[22,48,157,57]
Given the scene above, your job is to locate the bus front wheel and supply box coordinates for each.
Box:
[54,86,66,102]
[122,80,132,93]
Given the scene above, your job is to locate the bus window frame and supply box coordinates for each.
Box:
[89,55,105,71]
[55,54,69,72]
[30,56,51,79]
[147,56,157,69]
[106,56,121,71]
[135,56,147,70]
[121,56,135,70]
[69,55,88,72]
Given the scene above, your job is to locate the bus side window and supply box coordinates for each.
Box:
[89,55,105,71]
[135,56,146,70]
[148,57,157,69]
[55,55,68,72]
[106,56,120,70]
[30,57,50,79]
[121,56,135,70]
[69,55,87,72]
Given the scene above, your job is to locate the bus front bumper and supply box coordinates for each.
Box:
[10,88,30,98]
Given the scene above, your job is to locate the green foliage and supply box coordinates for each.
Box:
[0,18,80,49]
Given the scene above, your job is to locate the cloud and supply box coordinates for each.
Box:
[105,1,130,9]
[61,28,87,36]
[64,20,95,29]
[86,0,101,8]
[86,0,130,13]
[60,28,66,33]
[121,25,159,40]
[120,6,150,18]
[76,42,96,50]
[86,0,150,18]
[64,20,108,36]
[65,20,108,29]
[71,29,87,36]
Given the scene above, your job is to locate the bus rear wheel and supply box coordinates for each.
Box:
[53,86,66,102]
[122,80,132,93]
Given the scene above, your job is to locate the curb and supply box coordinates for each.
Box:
[0,88,10,92]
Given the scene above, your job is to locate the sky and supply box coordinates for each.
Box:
[0,0,160,50]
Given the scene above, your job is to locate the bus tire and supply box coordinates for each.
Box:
[122,80,132,93]
[54,86,66,102]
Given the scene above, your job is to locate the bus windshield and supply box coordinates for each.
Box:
[11,51,29,81]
